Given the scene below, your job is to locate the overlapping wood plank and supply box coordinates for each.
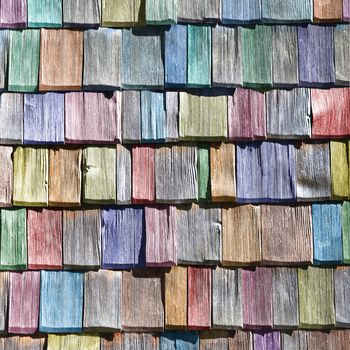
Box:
[0,0,27,28]
[47,334,100,350]
[198,144,211,202]
[334,267,350,327]
[165,92,179,142]
[228,330,252,349]
[262,0,312,22]
[177,0,220,22]
[0,272,9,333]
[221,0,261,24]
[28,0,62,27]
[0,30,9,90]
[313,0,342,22]
[146,0,177,24]
[116,144,131,204]
[63,0,101,27]
[0,146,12,207]
[253,332,281,350]
[121,90,141,143]
[160,332,199,350]
[281,331,308,350]
[342,202,350,264]
[334,25,350,85]
[200,331,229,350]
[330,141,349,199]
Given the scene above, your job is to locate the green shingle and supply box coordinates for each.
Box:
[28,0,62,28]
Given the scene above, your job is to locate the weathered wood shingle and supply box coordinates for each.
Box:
[334,267,350,327]
[334,25,350,86]
[282,331,308,350]
[198,144,211,203]
[0,30,9,90]
[165,92,179,142]
[63,0,101,27]
[253,332,281,350]
[47,334,100,350]
[330,141,349,199]
[0,146,12,207]
[121,90,141,143]
[262,0,312,22]
[116,144,131,204]
[0,0,27,28]
[221,0,261,24]
[313,0,343,22]
[0,272,9,332]
[177,0,220,22]
[146,0,177,24]
[28,0,62,27]
[342,202,350,264]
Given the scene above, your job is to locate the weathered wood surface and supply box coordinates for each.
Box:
[335,25,350,85]
[298,267,335,328]
[101,333,123,350]
[311,88,350,138]
[121,28,164,89]
[28,0,62,27]
[121,90,141,143]
[236,142,296,203]
[187,25,211,88]
[281,331,308,350]
[63,209,101,269]
[160,331,199,350]
[83,28,121,90]
[0,0,27,28]
[179,93,227,140]
[330,141,349,199]
[200,331,229,350]
[253,332,281,350]
[8,271,40,334]
[122,333,159,350]
[345,0,350,21]
[334,267,350,327]
[145,205,176,266]
[146,0,177,24]
[296,142,331,201]
[272,268,299,328]
[212,25,242,87]
[313,0,342,22]
[221,0,261,24]
[242,267,273,329]
[198,144,211,202]
[155,145,197,203]
[63,0,101,27]
[262,0,312,22]
[312,204,342,265]
[164,25,187,87]
[13,147,48,206]
[101,207,145,269]
[177,0,220,22]
[228,88,266,141]
[166,92,179,142]
[266,88,311,139]
[39,271,84,333]
[1,336,45,349]
[210,143,235,201]
[188,267,211,330]
[8,29,40,92]
[122,270,164,331]
[116,144,131,204]
[0,146,12,207]
[24,93,64,144]
[342,202,350,264]
[261,205,313,265]
[222,205,262,266]
[47,334,100,350]
[165,266,187,329]
[83,147,116,204]
[0,30,9,90]
[39,29,83,91]
[242,25,272,88]
[176,204,221,265]
[307,330,350,350]
[228,330,252,349]
[212,267,243,329]
[298,25,335,87]
[27,209,62,270]
[0,272,9,332]
[84,270,122,332]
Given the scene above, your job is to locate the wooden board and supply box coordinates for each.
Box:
[228,330,252,349]
[2,336,45,349]
[177,0,220,22]
[242,267,273,329]
[122,269,164,332]
[210,143,235,201]
[307,330,350,350]
[282,331,308,350]
[0,30,9,90]
[145,205,176,267]
[83,147,116,204]
[8,271,40,334]
[188,267,211,330]
[160,331,199,350]
[296,142,331,201]
[228,88,266,141]
[261,205,313,265]
[164,266,187,329]
[222,205,262,266]
[101,207,145,269]
[83,28,121,90]
[334,267,350,327]
[166,92,179,142]
[116,144,131,204]
[212,267,243,329]
[200,331,229,350]
[101,333,123,350]
[298,267,335,328]
[0,146,12,207]
[221,0,261,24]
[121,90,141,143]
[27,209,62,270]
[198,144,211,202]
[0,208,27,270]
[253,332,281,350]
[345,0,350,20]
[0,0,27,28]
[342,202,350,264]
[0,272,9,332]
[28,0,62,27]
[146,0,177,24]
[63,0,101,27]
[8,29,40,92]
[84,270,122,332]
[176,204,221,265]
[313,0,342,22]
[334,25,350,85]
[39,271,84,333]
[63,209,101,269]
[262,0,312,22]
[330,141,349,199]
[121,333,159,350]
[47,334,100,350]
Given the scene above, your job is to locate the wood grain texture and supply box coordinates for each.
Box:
[83,147,116,204]
[282,331,308,350]
[0,0,27,28]
[146,0,177,24]
[123,333,159,350]
[0,93,23,144]
[221,0,261,24]
[330,141,349,199]
[266,88,311,139]
[0,30,8,90]
[24,93,64,144]
[1,336,45,349]
[116,144,131,204]
[166,92,179,142]
[261,205,313,265]
[210,143,236,202]
[298,267,335,328]
[297,25,335,87]
[198,144,211,202]
[47,334,100,350]
[188,267,211,330]
[28,0,62,27]
[121,28,164,89]
[212,267,243,329]
[27,209,62,270]
[312,204,342,265]
[242,267,273,329]
[200,331,229,350]
[345,0,350,20]
[272,268,299,328]
[155,145,197,203]
[262,0,312,22]
[176,204,221,265]
[8,271,40,334]
[84,270,121,332]
[307,330,350,350]
[121,90,141,143]
[0,146,12,207]
[179,92,227,141]
[160,331,199,350]
[212,25,242,87]
[253,332,280,350]
[165,266,187,329]
[101,333,123,350]
[222,205,261,266]
[177,0,220,22]
[311,88,350,138]
[228,330,252,349]
[101,207,145,269]
[63,0,101,27]
[122,269,164,332]
[63,209,101,269]
[39,29,83,91]
[342,202,350,264]
[228,88,266,141]
[334,267,350,327]
[334,25,350,85]
[313,0,342,22]
[13,147,48,206]
[8,29,40,92]
[0,272,9,332]
[145,205,176,267]
[83,28,121,90]
[39,271,84,333]
[296,142,331,201]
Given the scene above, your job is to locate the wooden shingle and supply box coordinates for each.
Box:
[334,267,350,327]
[0,146,12,207]
[282,331,308,350]
[116,144,131,205]
[121,90,141,143]
[221,0,261,24]
[262,0,312,22]
[28,0,62,27]
[177,0,220,22]
[334,25,350,86]
[47,334,100,350]
[0,272,9,332]
[342,202,350,264]
[146,0,177,24]
[63,0,101,27]
[0,0,27,28]
[165,92,179,142]
[330,141,349,199]
[198,144,211,202]
[313,0,342,22]
[253,332,281,350]
[0,30,9,90]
